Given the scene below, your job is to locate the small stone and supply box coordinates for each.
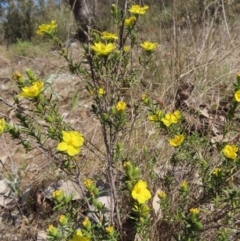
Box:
[43,179,83,200]
[37,230,47,241]
[0,179,17,209]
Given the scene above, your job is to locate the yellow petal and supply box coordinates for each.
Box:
[57,142,69,151]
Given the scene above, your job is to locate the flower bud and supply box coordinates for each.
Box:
[111,4,117,16]
[132,167,140,179]
[45,115,53,123]
[124,161,133,177]
[59,215,68,225]
[26,68,35,80]
[37,104,43,112]
[13,95,19,104]
[102,113,109,121]
[48,225,60,237]
[52,189,64,202]
[237,73,240,86]
[82,217,91,230]
[131,33,137,44]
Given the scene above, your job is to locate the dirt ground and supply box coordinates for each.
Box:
[0,44,105,240]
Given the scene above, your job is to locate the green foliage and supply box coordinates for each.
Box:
[3,0,72,44]
[11,39,51,57]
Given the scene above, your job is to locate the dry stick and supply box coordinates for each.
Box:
[221,0,231,42]
[2,134,16,178]
[86,26,123,233]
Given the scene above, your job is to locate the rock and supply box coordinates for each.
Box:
[37,230,48,241]
[43,179,84,200]
[152,189,162,219]
[0,179,17,209]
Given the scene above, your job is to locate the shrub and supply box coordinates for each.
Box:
[2,1,240,241]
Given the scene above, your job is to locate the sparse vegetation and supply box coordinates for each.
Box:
[2,1,240,241]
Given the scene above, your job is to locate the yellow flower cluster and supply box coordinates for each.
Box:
[116,101,127,112]
[124,16,136,26]
[190,208,200,215]
[180,180,188,192]
[84,179,94,189]
[0,119,5,135]
[48,224,58,236]
[212,167,221,176]
[169,134,184,147]
[52,189,63,199]
[69,230,90,241]
[37,20,57,35]
[123,45,131,52]
[157,190,167,199]
[148,110,162,122]
[131,180,151,204]
[128,4,149,15]
[97,87,105,96]
[162,110,181,127]
[222,144,238,160]
[140,41,158,52]
[57,131,84,156]
[105,226,114,236]
[91,42,116,56]
[59,215,68,225]
[19,81,44,98]
[101,31,118,41]
[234,89,240,102]
[82,217,91,229]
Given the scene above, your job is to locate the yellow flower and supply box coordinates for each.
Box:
[82,217,91,228]
[128,5,149,15]
[124,161,132,167]
[116,101,126,111]
[84,179,94,189]
[91,42,116,56]
[123,45,131,52]
[212,168,221,176]
[149,115,158,122]
[222,144,238,160]
[234,90,240,102]
[173,110,181,119]
[97,87,105,96]
[69,230,91,241]
[190,208,200,215]
[19,81,44,98]
[52,189,64,202]
[179,180,188,192]
[131,180,151,204]
[148,110,162,122]
[142,94,147,100]
[169,134,184,147]
[59,215,68,225]
[124,16,136,26]
[140,41,157,52]
[57,131,84,156]
[0,119,5,135]
[105,226,114,236]
[37,20,57,35]
[162,110,181,127]
[101,31,118,41]
[48,224,58,236]
[157,190,167,199]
